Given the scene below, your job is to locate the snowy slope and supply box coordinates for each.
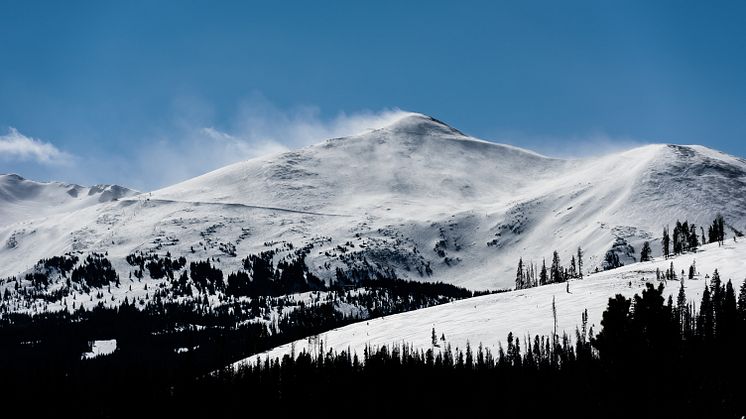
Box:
[2,113,746,290]
[237,240,746,366]
[0,173,138,227]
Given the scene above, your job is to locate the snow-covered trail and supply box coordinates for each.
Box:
[236,240,746,367]
[121,198,353,217]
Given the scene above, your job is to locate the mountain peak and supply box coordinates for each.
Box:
[1,173,26,182]
[380,113,466,137]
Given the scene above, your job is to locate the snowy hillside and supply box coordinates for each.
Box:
[0,173,138,227]
[2,113,746,291]
[238,240,746,366]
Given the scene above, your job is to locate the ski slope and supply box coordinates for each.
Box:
[2,113,746,290]
[238,240,746,366]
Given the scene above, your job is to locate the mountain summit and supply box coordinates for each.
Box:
[378,113,467,137]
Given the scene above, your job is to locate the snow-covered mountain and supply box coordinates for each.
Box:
[0,174,138,227]
[1,113,745,290]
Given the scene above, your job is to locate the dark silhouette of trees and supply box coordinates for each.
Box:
[662,225,671,258]
[550,251,562,283]
[709,214,726,245]
[640,241,652,262]
[515,257,524,290]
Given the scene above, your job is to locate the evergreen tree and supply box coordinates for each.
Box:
[550,251,562,283]
[737,279,746,322]
[551,296,558,354]
[662,226,671,258]
[540,259,548,285]
[594,294,632,361]
[603,250,621,270]
[676,278,687,335]
[525,262,534,288]
[710,270,724,336]
[515,258,524,290]
[681,221,690,252]
[640,241,652,262]
[722,280,737,340]
[577,247,584,279]
[569,255,577,279]
[673,221,682,254]
[698,286,713,340]
[688,224,699,251]
[710,214,726,245]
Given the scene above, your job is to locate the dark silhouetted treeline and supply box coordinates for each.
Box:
[0,275,484,417]
[4,269,746,417]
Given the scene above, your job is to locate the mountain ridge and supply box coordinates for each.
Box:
[0,173,138,227]
[1,114,745,290]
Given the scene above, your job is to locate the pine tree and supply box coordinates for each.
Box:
[723,280,737,340]
[431,327,438,347]
[662,226,671,258]
[710,214,726,245]
[673,221,682,254]
[577,247,584,279]
[677,278,687,335]
[551,296,558,355]
[737,279,746,322]
[711,269,722,299]
[603,250,621,270]
[669,262,676,280]
[550,251,561,283]
[515,258,525,290]
[540,259,548,285]
[569,255,577,279]
[640,241,652,262]
[698,286,713,339]
[688,224,699,251]
[711,270,724,335]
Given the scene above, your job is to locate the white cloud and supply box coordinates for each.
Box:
[129,101,411,190]
[488,128,651,160]
[231,100,411,150]
[0,127,73,165]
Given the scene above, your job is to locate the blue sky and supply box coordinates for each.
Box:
[1,0,745,190]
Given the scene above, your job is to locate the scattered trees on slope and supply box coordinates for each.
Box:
[515,247,584,290]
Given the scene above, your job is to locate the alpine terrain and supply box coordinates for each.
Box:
[3,113,746,417]
[2,113,745,295]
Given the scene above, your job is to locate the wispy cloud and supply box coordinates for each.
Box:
[487,128,651,159]
[0,127,73,165]
[128,99,410,190]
